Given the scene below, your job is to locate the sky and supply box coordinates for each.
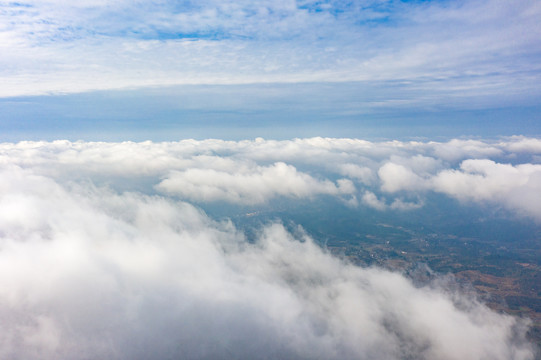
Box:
[1,0,540,139]
[1,1,541,359]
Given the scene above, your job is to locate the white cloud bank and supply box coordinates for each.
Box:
[157,162,355,204]
[1,136,540,219]
[432,160,541,219]
[376,159,541,220]
[0,163,535,360]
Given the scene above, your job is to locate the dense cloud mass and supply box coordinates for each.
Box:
[0,137,539,359]
[2,136,540,219]
[157,162,355,204]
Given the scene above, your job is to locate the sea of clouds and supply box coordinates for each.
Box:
[0,137,539,359]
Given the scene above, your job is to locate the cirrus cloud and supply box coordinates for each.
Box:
[0,0,540,102]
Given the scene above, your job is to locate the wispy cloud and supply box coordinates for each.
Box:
[1,0,540,100]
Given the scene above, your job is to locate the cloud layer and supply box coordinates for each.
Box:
[2,136,540,219]
[0,160,536,359]
[1,0,540,100]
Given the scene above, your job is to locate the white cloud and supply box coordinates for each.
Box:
[375,156,541,219]
[388,154,443,175]
[337,163,375,185]
[0,164,534,359]
[0,0,540,100]
[378,162,426,193]
[430,139,503,162]
[501,136,541,154]
[390,198,424,211]
[431,160,541,219]
[361,191,387,211]
[156,162,355,204]
[361,191,423,212]
[1,137,541,218]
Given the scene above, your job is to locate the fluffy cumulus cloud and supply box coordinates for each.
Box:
[2,136,540,219]
[373,157,541,220]
[0,161,536,359]
[361,191,387,211]
[378,162,425,193]
[361,190,423,212]
[157,162,355,204]
[431,160,541,219]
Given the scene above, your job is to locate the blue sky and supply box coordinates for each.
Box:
[1,0,540,140]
